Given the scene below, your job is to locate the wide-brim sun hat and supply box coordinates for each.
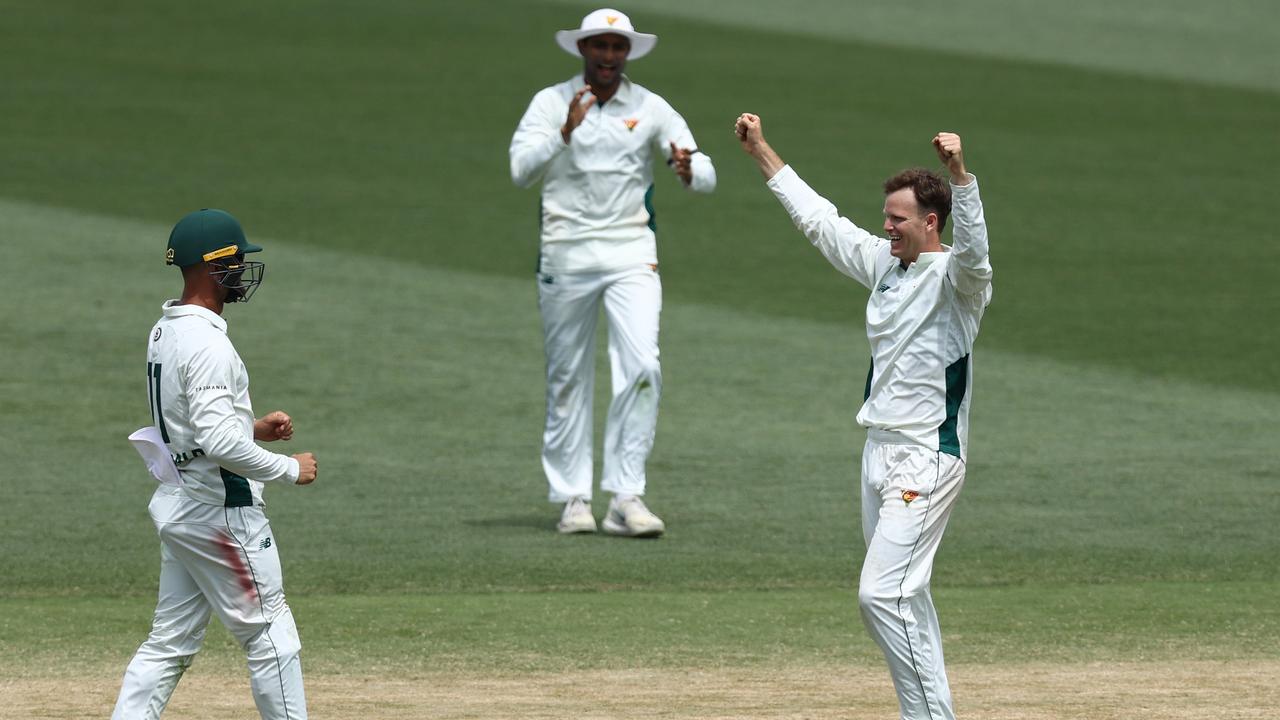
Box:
[555,8,657,60]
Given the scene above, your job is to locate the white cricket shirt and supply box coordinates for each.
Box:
[767,165,993,459]
[510,74,716,274]
[145,301,299,507]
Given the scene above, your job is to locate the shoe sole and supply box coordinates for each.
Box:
[557,522,597,534]
[602,517,664,538]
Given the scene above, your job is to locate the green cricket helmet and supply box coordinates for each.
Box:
[166,208,265,302]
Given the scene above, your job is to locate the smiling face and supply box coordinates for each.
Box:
[881,168,951,266]
[883,188,938,265]
[578,33,630,96]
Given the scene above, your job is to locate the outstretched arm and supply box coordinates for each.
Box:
[934,132,991,296]
[736,113,885,289]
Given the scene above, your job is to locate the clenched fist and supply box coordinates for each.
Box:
[734,113,764,152]
[293,452,318,485]
[734,113,785,180]
[932,132,969,185]
[254,411,294,442]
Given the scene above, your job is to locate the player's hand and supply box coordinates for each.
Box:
[734,113,785,180]
[293,453,317,485]
[669,141,694,185]
[561,86,597,143]
[734,113,764,153]
[254,411,293,442]
[933,132,969,185]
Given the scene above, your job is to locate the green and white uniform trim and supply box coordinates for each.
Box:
[767,166,993,460]
[509,75,715,274]
[145,301,299,507]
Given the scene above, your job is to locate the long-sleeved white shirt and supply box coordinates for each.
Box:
[510,75,715,274]
[767,165,993,459]
[145,301,299,507]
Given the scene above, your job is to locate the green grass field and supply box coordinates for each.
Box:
[2,1,1278,717]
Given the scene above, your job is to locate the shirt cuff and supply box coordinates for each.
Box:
[687,154,716,193]
[765,164,797,190]
[950,173,978,192]
[285,456,301,484]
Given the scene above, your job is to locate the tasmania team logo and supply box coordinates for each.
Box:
[606,15,619,25]
[623,118,639,131]
[902,490,920,505]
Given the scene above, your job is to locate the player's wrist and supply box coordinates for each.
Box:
[285,456,301,484]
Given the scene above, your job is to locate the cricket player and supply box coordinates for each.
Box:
[113,209,318,720]
[735,113,992,720]
[509,8,716,537]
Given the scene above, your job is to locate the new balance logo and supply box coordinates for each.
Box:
[877,283,891,293]
[260,537,272,550]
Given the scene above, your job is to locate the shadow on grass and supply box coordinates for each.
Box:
[463,514,553,531]
[460,515,665,540]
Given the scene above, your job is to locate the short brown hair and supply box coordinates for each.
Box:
[883,168,951,232]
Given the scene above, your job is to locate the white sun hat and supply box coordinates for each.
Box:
[555,8,657,60]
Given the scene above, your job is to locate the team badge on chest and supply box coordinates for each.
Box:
[623,118,639,131]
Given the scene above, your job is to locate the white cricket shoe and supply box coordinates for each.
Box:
[602,496,665,538]
[557,497,597,534]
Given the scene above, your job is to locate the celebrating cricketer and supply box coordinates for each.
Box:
[736,112,993,720]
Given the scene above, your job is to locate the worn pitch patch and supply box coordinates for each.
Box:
[6,661,1279,719]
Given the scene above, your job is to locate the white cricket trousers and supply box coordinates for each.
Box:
[113,485,307,720]
[858,433,966,720]
[537,264,662,502]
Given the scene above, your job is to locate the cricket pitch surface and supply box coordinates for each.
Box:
[7,660,1277,719]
